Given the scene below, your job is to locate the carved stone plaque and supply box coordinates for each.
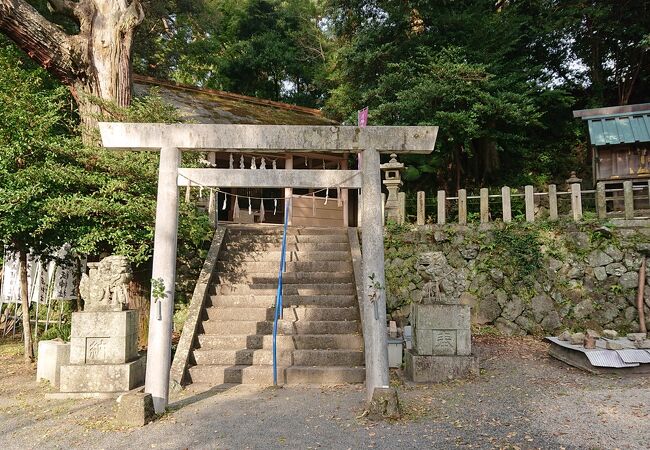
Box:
[432,330,457,356]
[86,337,110,364]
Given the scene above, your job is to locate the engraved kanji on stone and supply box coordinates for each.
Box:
[432,330,457,356]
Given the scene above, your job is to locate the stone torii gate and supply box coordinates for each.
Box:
[99,123,438,413]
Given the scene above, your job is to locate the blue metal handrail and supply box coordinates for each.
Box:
[272,197,291,386]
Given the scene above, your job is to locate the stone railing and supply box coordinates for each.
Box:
[169,227,226,391]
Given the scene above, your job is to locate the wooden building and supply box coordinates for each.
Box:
[573,103,650,185]
[134,75,354,227]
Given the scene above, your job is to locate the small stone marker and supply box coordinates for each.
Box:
[635,340,650,349]
[606,341,623,350]
[586,329,600,339]
[627,333,647,342]
[602,329,618,340]
[388,321,398,338]
[116,392,155,427]
[569,332,585,346]
[367,387,400,421]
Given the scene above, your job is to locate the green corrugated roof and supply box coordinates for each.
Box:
[575,107,650,146]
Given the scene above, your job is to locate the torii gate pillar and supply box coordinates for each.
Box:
[146,146,180,413]
[360,148,390,400]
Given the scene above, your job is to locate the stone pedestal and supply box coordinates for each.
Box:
[407,304,478,382]
[36,340,71,388]
[405,351,478,382]
[59,310,145,394]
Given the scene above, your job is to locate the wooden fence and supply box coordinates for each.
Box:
[404,180,650,226]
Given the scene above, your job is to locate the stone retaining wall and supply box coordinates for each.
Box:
[384,222,650,335]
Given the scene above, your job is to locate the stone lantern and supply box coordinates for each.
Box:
[381,153,405,223]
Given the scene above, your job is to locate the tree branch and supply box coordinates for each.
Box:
[0,0,81,83]
[120,0,144,32]
[47,0,77,15]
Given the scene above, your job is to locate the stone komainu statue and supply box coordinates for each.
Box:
[79,256,132,312]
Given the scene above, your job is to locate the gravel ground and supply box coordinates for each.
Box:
[1,336,648,450]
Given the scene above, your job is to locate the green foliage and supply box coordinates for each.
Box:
[39,323,72,342]
[491,225,543,278]
[323,0,650,190]
[134,0,330,107]
[0,40,211,271]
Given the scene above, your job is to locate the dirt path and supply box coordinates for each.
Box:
[1,336,648,449]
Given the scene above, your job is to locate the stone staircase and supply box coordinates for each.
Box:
[185,225,365,391]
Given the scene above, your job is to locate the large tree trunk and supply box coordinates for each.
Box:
[0,0,144,143]
[18,250,34,364]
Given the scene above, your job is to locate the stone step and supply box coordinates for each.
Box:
[292,350,365,367]
[180,382,238,396]
[224,242,351,252]
[227,226,348,236]
[192,349,364,367]
[188,364,365,385]
[209,294,357,308]
[206,307,275,322]
[193,348,293,366]
[197,334,364,351]
[201,320,273,335]
[225,234,348,244]
[216,272,354,284]
[197,334,264,350]
[206,306,359,322]
[285,366,365,385]
[217,261,353,273]
[188,364,283,385]
[215,283,356,296]
[278,320,360,335]
[201,319,359,336]
[283,307,360,322]
[261,334,364,350]
[219,251,351,262]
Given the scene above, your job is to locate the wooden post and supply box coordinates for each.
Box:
[571,183,583,221]
[624,180,634,220]
[480,188,489,223]
[437,190,446,225]
[145,146,180,414]
[596,182,607,219]
[458,189,467,225]
[548,184,558,221]
[397,192,406,225]
[360,147,390,402]
[525,185,535,222]
[285,155,293,225]
[416,191,425,226]
[501,186,512,223]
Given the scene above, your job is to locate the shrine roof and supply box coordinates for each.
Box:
[133,75,337,126]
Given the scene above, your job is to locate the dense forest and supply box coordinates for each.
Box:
[2,1,649,190]
[130,0,650,190]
